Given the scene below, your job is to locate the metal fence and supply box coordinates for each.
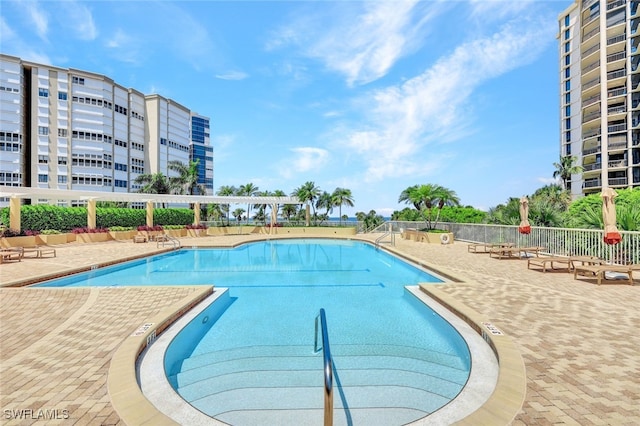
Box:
[373,221,640,264]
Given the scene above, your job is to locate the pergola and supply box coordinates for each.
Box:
[0,187,304,231]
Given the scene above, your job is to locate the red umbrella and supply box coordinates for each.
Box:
[518,196,531,234]
[601,188,622,245]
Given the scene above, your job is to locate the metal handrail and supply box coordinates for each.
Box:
[314,308,333,426]
[156,234,180,249]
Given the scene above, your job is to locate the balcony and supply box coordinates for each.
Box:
[583,43,600,57]
[607,0,626,11]
[583,128,602,139]
[608,159,628,167]
[583,145,602,155]
[583,93,601,107]
[608,141,629,150]
[608,87,626,98]
[607,68,626,80]
[584,178,602,188]
[583,110,602,123]
[607,105,626,115]
[583,0,598,9]
[583,12,600,27]
[583,162,602,171]
[607,33,626,46]
[582,25,600,42]
[583,76,601,91]
[609,177,628,185]
[582,59,600,74]
[608,123,627,132]
[606,51,626,63]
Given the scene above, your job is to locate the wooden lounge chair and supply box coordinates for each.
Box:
[133,234,147,243]
[574,264,639,285]
[528,255,603,273]
[0,247,24,263]
[22,246,57,258]
[468,242,513,253]
[490,246,545,259]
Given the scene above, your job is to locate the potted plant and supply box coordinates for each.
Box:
[186,223,207,237]
[37,229,68,245]
[1,229,39,248]
[73,227,113,243]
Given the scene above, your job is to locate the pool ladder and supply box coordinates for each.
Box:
[314,308,333,426]
[156,234,180,249]
[375,222,395,247]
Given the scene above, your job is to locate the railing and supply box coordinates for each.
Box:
[583,0,599,10]
[375,222,395,246]
[584,178,602,188]
[583,93,601,107]
[607,0,626,10]
[607,33,626,45]
[583,162,602,171]
[607,51,626,63]
[582,145,601,155]
[583,110,601,123]
[156,234,180,249]
[314,309,333,426]
[392,222,639,264]
[583,12,600,27]
[609,176,629,185]
[607,105,626,114]
[583,128,601,138]
[582,76,600,91]
[608,123,627,132]
[582,43,600,58]
[608,140,629,149]
[582,59,600,74]
[608,159,628,167]
[582,25,600,42]
[608,86,626,98]
[607,69,626,80]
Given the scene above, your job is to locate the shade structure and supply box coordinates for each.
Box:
[601,187,622,245]
[518,196,531,234]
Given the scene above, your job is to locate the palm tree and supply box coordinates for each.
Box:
[168,160,206,196]
[315,191,333,224]
[433,186,460,229]
[553,156,583,190]
[281,204,298,223]
[292,181,321,225]
[398,185,421,210]
[401,184,442,230]
[237,183,259,223]
[134,172,171,207]
[232,208,245,223]
[216,185,237,225]
[332,187,354,225]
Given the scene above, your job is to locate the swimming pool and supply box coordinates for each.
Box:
[36,238,487,424]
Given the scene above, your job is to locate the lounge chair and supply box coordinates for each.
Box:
[527,255,603,273]
[133,234,147,243]
[0,247,23,263]
[468,242,514,253]
[574,263,639,285]
[490,246,545,259]
[22,246,57,258]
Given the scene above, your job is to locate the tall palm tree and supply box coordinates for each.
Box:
[168,160,207,196]
[281,204,298,223]
[238,183,259,223]
[331,187,354,225]
[315,191,333,225]
[403,184,441,230]
[553,156,583,190]
[398,185,421,210]
[292,181,321,225]
[134,172,171,207]
[433,186,460,229]
[216,185,237,225]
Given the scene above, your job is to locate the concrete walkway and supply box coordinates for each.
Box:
[0,235,638,425]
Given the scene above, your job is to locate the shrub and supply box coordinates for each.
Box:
[1,228,21,238]
[185,223,207,230]
[24,230,40,236]
[40,229,62,235]
[108,226,134,232]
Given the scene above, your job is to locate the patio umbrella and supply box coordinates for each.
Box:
[518,196,531,234]
[601,187,622,245]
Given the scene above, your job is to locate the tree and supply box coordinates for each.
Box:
[216,185,237,225]
[355,210,384,231]
[315,191,333,224]
[553,156,583,190]
[332,187,354,225]
[281,204,298,223]
[398,185,421,210]
[238,183,259,223]
[168,160,206,196]
[399,184,446,230]
[134,172,171,207]
[292,181,321,225]
[433,187,460,229]
[232,208,245,223]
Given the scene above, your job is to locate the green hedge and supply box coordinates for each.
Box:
[0,205,194,232]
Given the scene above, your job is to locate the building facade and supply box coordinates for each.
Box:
[190,113,214,195]
[559,0,640,197]
[0,54,213,206]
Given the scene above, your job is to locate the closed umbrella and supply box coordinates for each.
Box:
[518,196,531,234]
[601,187,622,245]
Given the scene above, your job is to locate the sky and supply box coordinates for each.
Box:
[1,0,573,216]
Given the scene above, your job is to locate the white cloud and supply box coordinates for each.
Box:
[25,0,48,40]
[469,0,535,21]
[215,71,249,81]
[269,1,443,86]
[61,1,97,41]
[0,16,51,65]
[279,147,329,179]
[340,16,555,181]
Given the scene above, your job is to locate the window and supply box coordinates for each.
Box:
[565,93,570,104]
[565,80,571,91]
[566,144,572,155]
[565,105,571,117]
[72,76,85,85]
[58,128,68,137]
[565,118,571,129]
[566,130,571,143]
[38,88,49,97]
[58,91,67,101]
[38,155,49,164]
[565,15,570,27]
[565,68,570,78]
[38,174,48,183]
[564,42,570,53]
[565,55,570,66]
[565,29,570,40]
[58,175,67,184]
[58,156,67,165]
[38,126,49,136]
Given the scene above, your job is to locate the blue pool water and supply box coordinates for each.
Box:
[37,238,472,423]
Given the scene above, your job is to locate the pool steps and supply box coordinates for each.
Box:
[169,344,467,425]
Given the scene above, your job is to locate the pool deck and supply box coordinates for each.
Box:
[0,234,638,425]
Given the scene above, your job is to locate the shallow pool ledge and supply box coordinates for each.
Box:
[419,284,527,426]
[107,285,214,426]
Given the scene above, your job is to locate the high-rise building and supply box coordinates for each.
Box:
[0,54,213,206]
[559,0,640,197]
[190,113,214,195]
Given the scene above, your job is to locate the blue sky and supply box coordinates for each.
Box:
[1,0,571,216]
